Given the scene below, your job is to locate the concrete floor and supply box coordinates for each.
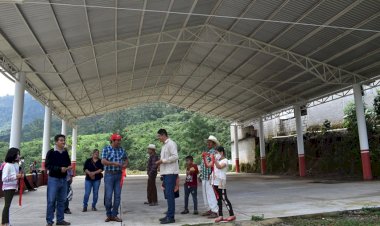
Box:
[2,173,380,226]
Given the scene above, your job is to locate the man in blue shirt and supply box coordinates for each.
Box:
[101,134,128,223]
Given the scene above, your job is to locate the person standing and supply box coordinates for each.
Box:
[156,129,179,224]
[46,134,72,226]
[83,149,104,212]
[2,148,23,226]
[30,161,38,188]
[144,144,159,206]
[181,155,199,215]
[101,134,128,223]
[204,146,236,222]
[200,135,219,218]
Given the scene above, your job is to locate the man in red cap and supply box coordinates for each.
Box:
[101,133,128,223]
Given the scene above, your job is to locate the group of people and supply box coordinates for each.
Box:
[1,129,235,226]
[145,132,236,224]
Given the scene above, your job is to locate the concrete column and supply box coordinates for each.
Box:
[71,125,77,176]
[353,84,372,180]
[9,72,26,149]
[61,119,67,136]
[258,117,266,174]
[294,105,306,177]
[233,124,240,173]
[41,105,52,170]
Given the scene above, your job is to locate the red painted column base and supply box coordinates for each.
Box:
[235,159,240,173]
[361,150,372,180]
[298,154,306,177]
[71,161,76,177]
[41,160,45,170]
[260,157,266,174]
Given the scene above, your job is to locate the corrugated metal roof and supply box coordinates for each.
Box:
[0,0,379,123]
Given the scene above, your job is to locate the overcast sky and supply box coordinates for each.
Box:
[0,74,15,96]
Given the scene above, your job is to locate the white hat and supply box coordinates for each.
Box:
[147,144,156,150]
[206,135,220,146]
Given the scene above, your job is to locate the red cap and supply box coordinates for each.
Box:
[110,133,122,141]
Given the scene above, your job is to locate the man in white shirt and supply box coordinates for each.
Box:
[156,129,179,224]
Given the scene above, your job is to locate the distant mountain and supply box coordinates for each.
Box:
[0,93,44,134]
[0,93,184,142]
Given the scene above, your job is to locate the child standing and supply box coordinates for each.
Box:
[2,148,23,226]
[181,156,199,215]
[203,146,236,223]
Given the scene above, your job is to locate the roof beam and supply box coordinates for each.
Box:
[130,0,147,92]
[150,0,199,101]
[14,4,82,118]
[154,0,224,102]
[48,0,95,116]
[140,0,174,96]
[173,0,261,108]
[83,0,105,105]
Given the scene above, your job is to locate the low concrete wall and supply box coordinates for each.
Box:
[0,171,48,198]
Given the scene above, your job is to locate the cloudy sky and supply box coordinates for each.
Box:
[0,74,15,96]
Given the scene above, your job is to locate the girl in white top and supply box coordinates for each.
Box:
[204,146,236,223]
[2,148,23,226]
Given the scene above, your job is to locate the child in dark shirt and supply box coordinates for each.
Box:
[181,155,199,215]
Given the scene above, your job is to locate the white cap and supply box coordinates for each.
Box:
[147,144,156,150]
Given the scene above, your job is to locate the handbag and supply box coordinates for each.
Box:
[91,159,103,179]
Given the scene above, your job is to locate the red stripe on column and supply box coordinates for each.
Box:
[298,154,306,177]
[361,150,372,180]
[41,159,45,170]
[71,161,76,177]
[260,157,266,175]
[235,159,240,173]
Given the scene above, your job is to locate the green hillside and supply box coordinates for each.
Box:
[0,103,231,175]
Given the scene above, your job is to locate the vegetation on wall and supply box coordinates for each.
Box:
[255,90,380,178]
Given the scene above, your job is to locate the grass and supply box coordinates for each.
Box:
[277,207,380,226]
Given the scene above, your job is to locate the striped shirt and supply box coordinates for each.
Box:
[200,148,215,180]
[2,163,19,190]
[101,145,128,171]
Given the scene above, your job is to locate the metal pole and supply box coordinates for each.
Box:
[9,72,25,149]
[353,84,372,180]
[258,116,266,174]
[234,124,240,173]
[294,105,306,177]
[41,105,51,170]
[71,125,77,176]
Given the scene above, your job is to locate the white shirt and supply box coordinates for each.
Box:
[160,138,179,175]
[212,158,228,186]
[2,163,19,190]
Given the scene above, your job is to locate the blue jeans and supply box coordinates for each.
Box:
[163,174,177,219]
[104,172,122,217]
[83,179,101,208]
[184,186,198,211]
[46,176,67,224]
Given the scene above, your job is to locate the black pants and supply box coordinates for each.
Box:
[2,189,15,224]
[213,186,234,217]
[184,186,198,211]
[147,174,157,203]
[32,171,38,187]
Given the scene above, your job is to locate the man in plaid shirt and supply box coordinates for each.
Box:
[200,135,219,218]
[101,134,128,223]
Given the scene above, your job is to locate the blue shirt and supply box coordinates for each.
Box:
[101,145,128,171]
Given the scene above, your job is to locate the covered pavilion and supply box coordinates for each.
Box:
[0,0,379,179]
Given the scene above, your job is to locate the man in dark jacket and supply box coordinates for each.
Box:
[144,144,159,206]
[45,134,72,226]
